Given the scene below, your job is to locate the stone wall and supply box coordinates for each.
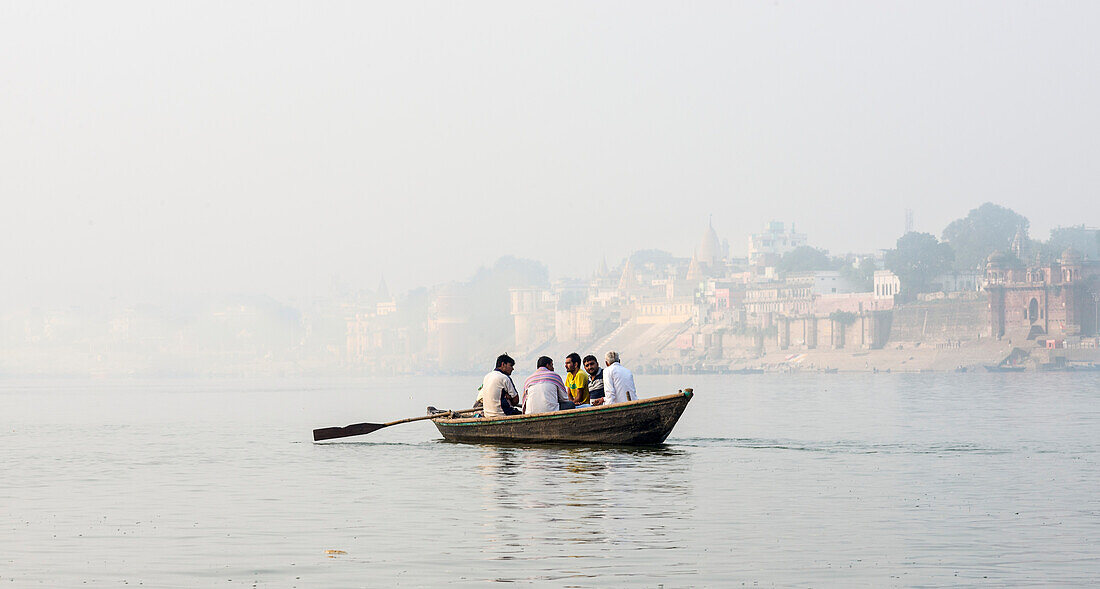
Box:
[776,311,891,351]
[888,296,990,344]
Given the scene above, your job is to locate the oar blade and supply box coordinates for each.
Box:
[313,422,387,441]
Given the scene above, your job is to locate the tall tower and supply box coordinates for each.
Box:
[433,284,469,370]
[904,209,914,234]
[510,287,542,353]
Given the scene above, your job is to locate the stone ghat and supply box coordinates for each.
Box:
[887,298,990,344]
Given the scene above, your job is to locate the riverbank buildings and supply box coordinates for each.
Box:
[986,245,1099,341]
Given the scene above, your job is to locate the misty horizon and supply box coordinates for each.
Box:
[4,2,1100,308]
[4,205,1092,310]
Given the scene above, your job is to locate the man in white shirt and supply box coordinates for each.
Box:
[593,350,637,405]
[476,354,521,417]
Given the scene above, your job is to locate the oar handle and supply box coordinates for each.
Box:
[385,407,480,427]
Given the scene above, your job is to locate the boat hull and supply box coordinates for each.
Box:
[432,390,693,446]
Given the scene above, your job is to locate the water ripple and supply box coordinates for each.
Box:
[675,436,1021,455]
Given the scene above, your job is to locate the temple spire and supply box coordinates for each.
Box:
[1011,226,1028,259]
[377,275,391,301]
[686,252,704,281]
[618,256,637,291]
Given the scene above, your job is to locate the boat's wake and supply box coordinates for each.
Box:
[670,437,1012,455]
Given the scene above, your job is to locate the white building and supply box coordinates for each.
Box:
[748,221,808,272]
[932,271,983,293]
[804,271,859,295]
[874,270,901,300]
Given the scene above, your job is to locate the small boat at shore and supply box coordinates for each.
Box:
[984,364,1026,372]
[430,390,694,446]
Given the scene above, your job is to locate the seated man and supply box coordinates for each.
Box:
[593,350,636,405]
[475,353,522,417]
[522,356,572,414]
[564,352,589,405]
[583,354,604,404]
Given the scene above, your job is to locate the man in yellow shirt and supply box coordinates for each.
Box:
[563,352,589,405]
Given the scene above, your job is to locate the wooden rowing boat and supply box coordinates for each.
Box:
[430,389,693,445]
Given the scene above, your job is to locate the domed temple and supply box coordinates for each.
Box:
[985,246,1099,339]
[696,219,724,266]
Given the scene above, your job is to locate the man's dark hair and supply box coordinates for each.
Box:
[566,352,581,365]
[537,356,553,369]
[582,354,598,365]
[496,353,515,368]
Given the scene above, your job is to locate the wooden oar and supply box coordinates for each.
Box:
[312,407,481,441]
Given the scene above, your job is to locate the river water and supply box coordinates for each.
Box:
[2,373,1099,587]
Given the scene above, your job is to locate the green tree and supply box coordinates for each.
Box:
[884,232,954,297]
[839,256,877,291]
[778,246,837,274]
[829,310,858,326]
[1042,225,1100,262]
[941,203,1029,270]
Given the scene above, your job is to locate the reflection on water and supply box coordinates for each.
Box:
[468,443,695,582]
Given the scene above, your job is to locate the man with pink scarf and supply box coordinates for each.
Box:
[522,356,572,414]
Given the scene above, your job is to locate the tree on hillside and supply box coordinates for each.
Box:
[839,256,877,291]
[468,256,549,290]
[941,203,1029,270]
[629,249,677,271]
[884,232,954,298]
[1040,225,1100,262]
[778,246,837,274]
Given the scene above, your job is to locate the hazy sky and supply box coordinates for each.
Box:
[3,1,1098,306]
